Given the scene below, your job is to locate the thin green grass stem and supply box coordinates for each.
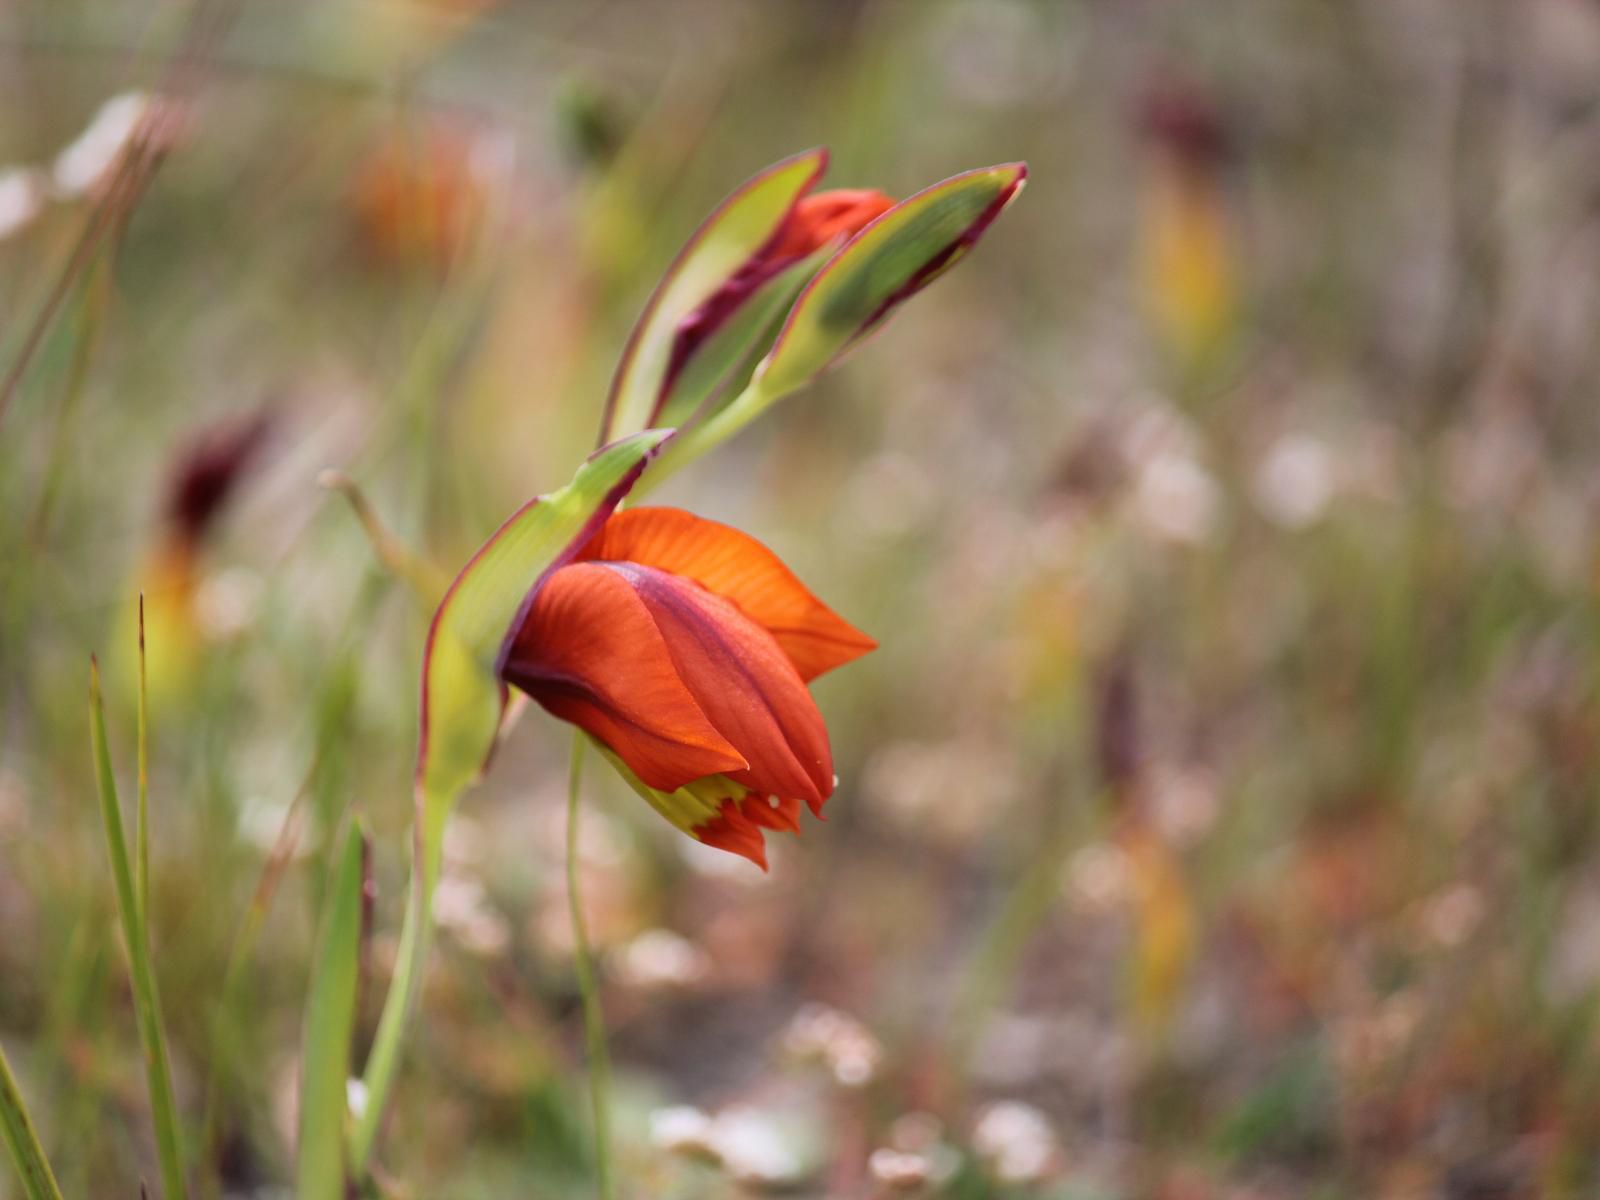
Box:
[0,1039,65,1200]
[567,732,615,1200]
[89,660,187,1200]
[348,795,445,1174]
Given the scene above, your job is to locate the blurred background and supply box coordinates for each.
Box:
[3,1,1600,1196]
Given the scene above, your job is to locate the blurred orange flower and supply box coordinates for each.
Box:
[348,123,504,268]
[1138,81,1236,360]
[126,410,272,703]
[499,506,874,866]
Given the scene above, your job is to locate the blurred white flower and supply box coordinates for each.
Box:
[432,873,511,958]
[236,795,304,857]
[1253,432,1336,529]
[0,168,45,240]
[53,92,152,197]
[869,1147,933,1191]
[1132,450,1221,545]
[442,813,489,870]
[194,566,263,640]
[345,1077,368,1120]
[650,1105,719,1161]
[863,737,1018,848]
[780,1003,883,1088]
[1064,840,1129,911]
[707,1106,804,1186]
[1418,883,1483,949]
[651,1102,822,1185]
[1148,765,1220,845]
[610,928,709,990]
[873,1113,963,1190]
[971,1101,1060,1184]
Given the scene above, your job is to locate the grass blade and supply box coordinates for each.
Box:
[296,821,368,1200]
[0,1039,65,1200]
[89,658,187,1200]
[137,595,149,921]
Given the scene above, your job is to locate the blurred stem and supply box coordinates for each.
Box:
[947,822,1079,1097]
[199,575,386,1195]
[0,132,151,429]
[319,471,449,608]
[348,795,445,1174]
[136,595,149,920]
[0,1038,65,1200]
[567,731,615,1200]
[27,256,111,544]
[198,763,313,1198]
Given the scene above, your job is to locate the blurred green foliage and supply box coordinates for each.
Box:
[3,1,1600,1197]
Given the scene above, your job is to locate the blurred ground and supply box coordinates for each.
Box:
[4,1,1600,1197]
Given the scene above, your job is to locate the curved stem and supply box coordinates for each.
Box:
[567,732,615,1200]
[349,794,446,1174]
[631,375,785,499]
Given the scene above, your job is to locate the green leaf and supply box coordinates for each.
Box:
[297,822,368,1200]
[635,163,1027,494]
[0,1041,64,1200]
[599,149,825,442]
[89,659,187,1200]
[754,163,1027,400]
[652,245,831,431]
[416,430,671,819]
[349,431,670,1174]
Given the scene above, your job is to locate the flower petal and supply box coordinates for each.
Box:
[164,409,273,541]
[768,188,895,260]
[420,430,669,814]
[577,507,875,682]
[590,743,806,870]
[611,563,833,806]
[501,562,748,793]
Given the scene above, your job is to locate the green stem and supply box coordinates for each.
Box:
[567,732,615,1200]
[89,661,187,1200]
[136,594,149,922]
[0,1038,65,1200]
[348,796,444,1174]
[949,823,1078,1085]
[632,375,787,497]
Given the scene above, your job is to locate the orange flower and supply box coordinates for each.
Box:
[768,188,898,260]
[122,410,271,705]
[498,506,874,867]
[348,123,502,269]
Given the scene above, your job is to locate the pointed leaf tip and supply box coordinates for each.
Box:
[601,149,829,442]
[754,161,1028,399]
